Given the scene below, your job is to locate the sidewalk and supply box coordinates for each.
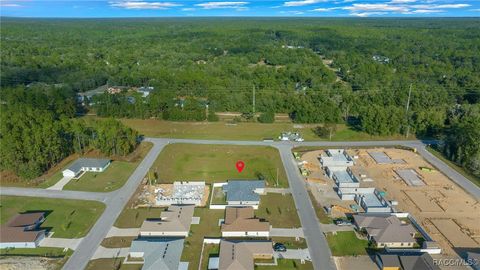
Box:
[106,226,139,237]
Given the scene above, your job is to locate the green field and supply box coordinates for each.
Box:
[118,118,408,142]
[181,207,224,270]
[257,194,301,228]
[152,144,289,187]
[271,237,307,249]
[86,258,141,270]
[0,247,73,257]
[0,196,105,238]
[326,231,369,256]
[101,237,136,248]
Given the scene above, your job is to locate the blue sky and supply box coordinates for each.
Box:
[1,0,479,17]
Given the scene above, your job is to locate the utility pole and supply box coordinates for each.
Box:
[252,85,256,114]
[276,167,279,187]
[405,84,412,138]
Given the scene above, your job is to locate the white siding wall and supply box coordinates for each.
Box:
[222,231,269,237]
[139,231,189,237]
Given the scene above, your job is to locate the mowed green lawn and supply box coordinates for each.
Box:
[0,196,105,238]
[118,118,408,141]
[326,231,369,256]
[255,259,313,270]
[63,161,137,192]
[153,144,289,188]
[257,194,301,228]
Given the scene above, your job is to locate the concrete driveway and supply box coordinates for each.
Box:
[40,237,83,250]
[275,249,311,261]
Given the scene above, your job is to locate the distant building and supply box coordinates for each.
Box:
[139,205,194,237]
[221,207,270,238]
[326,167,360,188]
[353,214,417,248]
[217,240,273,270]
[0,212,46,248]
[137,86,154,98]
[125,237,185,270]
[376,252,440,270]
[355,189,392,213]
[319,149,354,167]
[156,181,206,206]
[223,180,265,209]
[62,158,111,179]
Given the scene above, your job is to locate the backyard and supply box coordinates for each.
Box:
[85,258,141,270]
[255,259,314,270]
[326,231,369,256]
[0,196,105,238]
[152,144,289,188]
[181,207,224,270]
[256,193,301,228]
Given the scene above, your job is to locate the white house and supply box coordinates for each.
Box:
[62,158,111,179]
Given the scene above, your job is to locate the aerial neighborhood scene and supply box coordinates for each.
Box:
[0,1,479,270]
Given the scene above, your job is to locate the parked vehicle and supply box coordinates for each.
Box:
[273,243,287,252]
[334,219,352,226]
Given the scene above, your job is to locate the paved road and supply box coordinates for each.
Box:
[277,144,336,270]
[62,140,167,270]
[0,187,109,202]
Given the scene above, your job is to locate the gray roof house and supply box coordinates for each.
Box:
[223,180,265,209]
[353,214,417,248]
[376,252,440,270]
[62,158,111,179]
[125,237,185,270]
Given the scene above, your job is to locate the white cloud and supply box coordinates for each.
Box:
[412,9,443,13]
[283,0,326,7]
[388,0,416,3]
[1,3,21,6]
[181,7,195,11]
[311,8,329,11]
[110,1,182,9]
[195,1,249,9]
[351,11,387,17]
[344,3,409,12]
[470,8,480,12]
[412,4,470,9]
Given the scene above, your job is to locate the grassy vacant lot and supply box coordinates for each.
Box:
[153,144,288,187]
[427,146,480,187]
[0,196,105,238]
[326,231,369,256]
[63,142,153,192]
[211,187,227,205]
[86,258,141,270]
[257,194,301,228]
[181,207,224,270]
[114,207,164,228]
[255,259,314,270]
[118,118,407,141]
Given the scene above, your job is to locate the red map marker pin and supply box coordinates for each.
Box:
[236,161,245,173]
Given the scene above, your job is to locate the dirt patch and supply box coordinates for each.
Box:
[0,256,61,270]
[430,219,479,248]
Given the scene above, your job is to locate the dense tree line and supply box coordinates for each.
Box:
[1,18,479,177]
[0,86,138,179]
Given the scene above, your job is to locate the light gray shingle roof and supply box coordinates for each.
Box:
[223,180,264,202]
[129,238,184,270]
[66,158,110,174]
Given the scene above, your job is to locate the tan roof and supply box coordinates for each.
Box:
[219,240,273,270]
[353,214,416,243]
[140,205,194,233]
[7,212,45,227]
[0,226,44,243]
[221,207,270,232]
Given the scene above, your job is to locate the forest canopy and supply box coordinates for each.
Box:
[1,18,479,178]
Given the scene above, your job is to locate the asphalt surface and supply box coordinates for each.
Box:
[2,137,479,270]
[277,144,336,270]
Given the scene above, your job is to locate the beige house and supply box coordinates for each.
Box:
[218,240,273,270]
[221,207,270,238]
[353,214,417,248]
[139,205,194,237]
